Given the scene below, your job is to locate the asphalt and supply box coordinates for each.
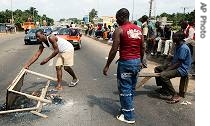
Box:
[0,33,195,126]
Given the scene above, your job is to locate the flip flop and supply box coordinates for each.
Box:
[166,95,181,104]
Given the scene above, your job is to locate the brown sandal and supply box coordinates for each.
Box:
[166,95,182,104]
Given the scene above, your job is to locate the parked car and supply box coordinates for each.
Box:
[52,26,62,35]
[24,28,39,45]
[42,27,52,36]
[56,28,82,49]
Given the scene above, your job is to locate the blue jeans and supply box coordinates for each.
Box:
[117,58,141,121]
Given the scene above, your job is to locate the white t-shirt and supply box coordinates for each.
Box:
[42,36,74,53]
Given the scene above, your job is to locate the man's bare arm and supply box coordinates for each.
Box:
[24,44,44,68]
[103,27,121,75]
[45,36,59,61]
[105,28,121,67]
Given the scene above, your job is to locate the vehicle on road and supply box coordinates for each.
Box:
[41,26,53,36]
[56,27,82,49]
[22,22,35,34]
[24,28,39,45]
[52,26,63,35]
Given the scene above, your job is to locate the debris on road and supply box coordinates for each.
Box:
[180,101,192,105]
[0,103,6,111]
[50,94,63,105]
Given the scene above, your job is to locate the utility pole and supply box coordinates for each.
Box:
[97,0,99,16]
[149,0,154,20]
[181,7,189,14]
[153,0,156,20]
[11,0,14,24]
[132,0,134,21]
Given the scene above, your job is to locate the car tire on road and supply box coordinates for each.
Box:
[77,41,82,49]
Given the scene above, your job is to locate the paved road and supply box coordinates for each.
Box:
[0,34,195,126]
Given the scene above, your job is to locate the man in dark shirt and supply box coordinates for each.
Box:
[156,25,173,56]
[154,31,192,103]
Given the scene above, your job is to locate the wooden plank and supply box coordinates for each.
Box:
[136,72,193,90]
[6,71,26,109]
[31,111,48,118]
[36,80,50,112]
[136,77,152,89]
[7,68,26,90]
[138,73,160,77]
[9,90,52,104]
[25,69,57,81]
[31,80,50,118]
[0,107,37,114]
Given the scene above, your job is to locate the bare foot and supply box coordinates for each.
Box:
[55,85,63,90]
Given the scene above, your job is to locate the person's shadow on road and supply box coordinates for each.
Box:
[87,95,120,117]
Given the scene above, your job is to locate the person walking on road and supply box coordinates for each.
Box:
[154,31,192,103]
[24,29,79,90]
[103,8,145,124]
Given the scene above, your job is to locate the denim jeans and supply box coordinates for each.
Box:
[117,58,141,121]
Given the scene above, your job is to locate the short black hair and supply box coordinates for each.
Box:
[116,8,129,25]
[141,15,148,22]
[35,29,44,35]
[173,30,185,41]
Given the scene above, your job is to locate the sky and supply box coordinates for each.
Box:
[0,0,195,21]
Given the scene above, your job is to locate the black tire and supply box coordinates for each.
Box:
[77,41,82,49]
[24,41,28,45]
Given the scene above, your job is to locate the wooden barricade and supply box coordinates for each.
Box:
[136,73,160,89]
[136,72,192,89]
[0,68,57,118]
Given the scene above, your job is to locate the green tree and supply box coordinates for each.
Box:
[0,11,7,23]
[160,12,169,17]
[89,9,98,23]
[59,18,66,22]
[157,10,195,30]
[0,7,54,30]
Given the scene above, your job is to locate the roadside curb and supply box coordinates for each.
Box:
[84,35,112,46]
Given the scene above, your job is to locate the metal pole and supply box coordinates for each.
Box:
[149,0,153,20]
[97,0,99,16]
[132,0,134,21]
[11,0,14,24]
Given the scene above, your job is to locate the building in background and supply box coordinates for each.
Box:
[83,15,89,24]
[101,16,116,26]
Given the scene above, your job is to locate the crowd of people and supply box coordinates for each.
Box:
[85,22,118,43]
[85,15,195,74]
